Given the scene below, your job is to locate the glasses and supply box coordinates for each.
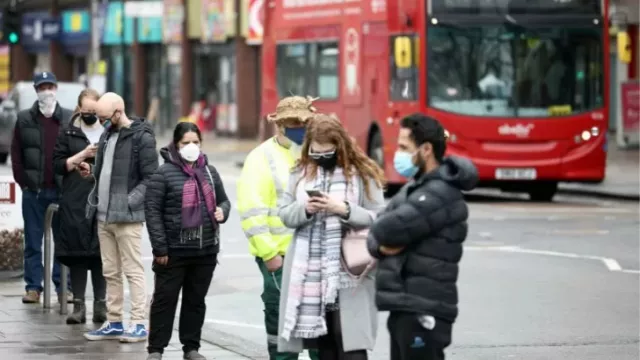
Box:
[309,150,336,160]
[99,110,118,123]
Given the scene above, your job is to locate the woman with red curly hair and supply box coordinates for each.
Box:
[277,114,386,360]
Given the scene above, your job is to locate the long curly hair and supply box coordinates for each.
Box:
[297,114,386,199]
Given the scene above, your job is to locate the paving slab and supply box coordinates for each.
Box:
[0,295,251,360]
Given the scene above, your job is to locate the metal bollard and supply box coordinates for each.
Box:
[43,204,68,314]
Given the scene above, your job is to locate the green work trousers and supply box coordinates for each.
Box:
[257,258,319,360]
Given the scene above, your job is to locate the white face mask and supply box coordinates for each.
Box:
[179,143,201,162]
[37,90,57,117]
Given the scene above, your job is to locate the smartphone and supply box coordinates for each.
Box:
[306,190,323,198]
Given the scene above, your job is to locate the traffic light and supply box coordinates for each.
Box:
[2,6,21,44]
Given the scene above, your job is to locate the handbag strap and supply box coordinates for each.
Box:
[341,174,377,282]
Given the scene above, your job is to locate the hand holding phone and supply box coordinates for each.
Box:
[305,189,324,198]
[305,190,325,215]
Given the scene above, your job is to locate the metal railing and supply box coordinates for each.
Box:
[43,203,69,315]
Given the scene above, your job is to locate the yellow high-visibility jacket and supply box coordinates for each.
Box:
[237,137,300,260]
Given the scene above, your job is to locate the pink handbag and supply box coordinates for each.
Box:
[341,228,376,280]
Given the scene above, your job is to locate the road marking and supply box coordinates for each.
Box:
[205,318,263,329]
[467,246,638,274]
[472,206,636,214]
[142,247,639,274]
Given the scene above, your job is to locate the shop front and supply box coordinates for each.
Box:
[187,0,237,135]
[101,1,134,111]
[136,8,165,126]
[60,9,91,81]
[20,11,60,74]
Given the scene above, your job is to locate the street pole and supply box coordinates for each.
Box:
[89,0,100,83]
[121,0,128,108]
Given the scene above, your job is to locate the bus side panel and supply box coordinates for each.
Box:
[358,23,389,149]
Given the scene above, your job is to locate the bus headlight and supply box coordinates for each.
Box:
[581,130,591,141]
[591,126,599,136]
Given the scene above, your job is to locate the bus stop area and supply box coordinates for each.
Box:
[0,295,250,360]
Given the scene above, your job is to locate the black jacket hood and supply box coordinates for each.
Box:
[420,156,479,191]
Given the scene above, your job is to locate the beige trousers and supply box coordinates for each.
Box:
[98,221,147,324]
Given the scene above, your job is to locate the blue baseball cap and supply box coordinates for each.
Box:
[33,71,57,87]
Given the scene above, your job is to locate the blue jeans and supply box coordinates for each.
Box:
[22,189,68,293]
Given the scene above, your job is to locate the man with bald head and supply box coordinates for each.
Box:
[78,92,158,343]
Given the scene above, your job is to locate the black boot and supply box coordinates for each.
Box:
[92,300,107,323]
[66,299,86,324]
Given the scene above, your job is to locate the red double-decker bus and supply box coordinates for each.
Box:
[260,0,608,201]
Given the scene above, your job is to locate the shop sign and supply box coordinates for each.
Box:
[163,0,184,44]
[244,0,264,45]
[60,10,91,55]
[201,0,226,43]
[102,2,135,45]
[621,80,639,132]
[0,46,9,98]
[61,10,90,40]
[0,177,22,230]
[21,12,61,53]
[138,17,163,43]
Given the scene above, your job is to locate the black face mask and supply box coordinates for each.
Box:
[81,113,98,125]
[312,154,338,170]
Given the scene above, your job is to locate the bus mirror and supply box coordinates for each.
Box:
[394,36,413,68]
[617,32,632,64]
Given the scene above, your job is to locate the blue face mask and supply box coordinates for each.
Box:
[394,151,419,178]
[284,127,306,145]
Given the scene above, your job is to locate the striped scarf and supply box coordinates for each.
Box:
[167,144,217,241]
[281,166,361,341]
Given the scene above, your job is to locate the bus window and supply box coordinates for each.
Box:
[389,34,419,101]
[276,41,340,99]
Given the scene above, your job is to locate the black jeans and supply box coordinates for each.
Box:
[387,312,451,360]
[316,310,368,360]
[69,260,106,301]
[147,255,217,355]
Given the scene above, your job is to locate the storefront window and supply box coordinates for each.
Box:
[102,46,133,113]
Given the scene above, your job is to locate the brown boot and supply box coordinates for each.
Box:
[22,290,40,304]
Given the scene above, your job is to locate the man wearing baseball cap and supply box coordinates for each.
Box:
[11,71,73,304]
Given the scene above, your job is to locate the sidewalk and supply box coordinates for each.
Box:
[0,294,251,360]
[559,143,639,200]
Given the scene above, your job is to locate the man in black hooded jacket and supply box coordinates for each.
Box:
[367,113,478,360]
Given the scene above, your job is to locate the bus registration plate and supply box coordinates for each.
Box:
[495,168,537,180]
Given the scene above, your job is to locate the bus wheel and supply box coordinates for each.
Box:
[368,130,383,168]
[528,182,558,202]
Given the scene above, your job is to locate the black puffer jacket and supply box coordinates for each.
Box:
[145,147,231,257]
[52,115,101,265]
[367,156,478,324]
